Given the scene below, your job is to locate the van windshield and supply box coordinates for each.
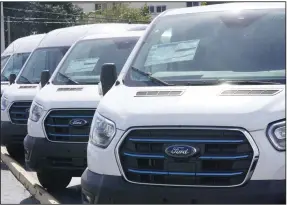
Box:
[52,37,139,85]
[1,55,11,70]
[125,8,285,86]
[1,53,30,81]
[17,47,69,84]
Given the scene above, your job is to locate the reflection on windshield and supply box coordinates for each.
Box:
[126,8,285,86]
[52,37,139,85]
[16,47,69,84]
[1,55,11,70]
[1,53,30,81]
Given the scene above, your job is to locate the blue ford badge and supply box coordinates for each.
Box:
[69,119,88,127]
[165,145,198,158]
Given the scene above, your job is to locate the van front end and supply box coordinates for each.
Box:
[81,85,285,204]
[1,84,40,158]
[23,84,100,191]
[82,2,285,203]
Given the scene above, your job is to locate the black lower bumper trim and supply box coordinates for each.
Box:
[81,169,286,204]
[1,121,27,145]
[24,135,87,176]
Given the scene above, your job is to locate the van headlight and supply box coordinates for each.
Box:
[1,97,9,111]
[90,112,116,148]
[267,120,286,151]
[29,102,44,122]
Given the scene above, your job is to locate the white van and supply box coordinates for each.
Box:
[24,30,145,191]
[81,2,285,204]
[1,34,46,95]
[1,23,146,159]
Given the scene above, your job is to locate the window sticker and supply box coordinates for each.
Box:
[145,39,200,66]
[65,58,99,74]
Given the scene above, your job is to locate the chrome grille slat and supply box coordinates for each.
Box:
[117,127,258,187]
[8,101,32,125]
[43,109,95,143]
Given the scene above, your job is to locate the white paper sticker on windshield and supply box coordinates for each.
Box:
[145,39,200,66]
[65,58,99,74]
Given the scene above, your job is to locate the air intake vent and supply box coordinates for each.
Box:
[19,85,37,89]
[57,88,83,92]
[1,82,9,85]
[135,90,184,97]
[220,89,281,96]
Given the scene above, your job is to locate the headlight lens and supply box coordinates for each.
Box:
[267,120,286,151]
[89,112,116,148]
[1,97,9,111]
[29,102,44,122]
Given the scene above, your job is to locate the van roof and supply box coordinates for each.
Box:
[1,34,46,56]
[82,30,144,41]
[163,2,285,17]
[37,23,148,48]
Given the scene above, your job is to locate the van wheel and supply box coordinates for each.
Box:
[37,170,72,191]
[6,144,24,161]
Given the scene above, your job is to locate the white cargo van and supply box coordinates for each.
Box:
[1,23,146,159]
[1,34,46,96]
[24,30,145,191]
[81,2,285,204]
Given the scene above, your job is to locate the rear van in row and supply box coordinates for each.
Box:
[25,30,145,190]
[1,23,146,159]
[1,34,46,96]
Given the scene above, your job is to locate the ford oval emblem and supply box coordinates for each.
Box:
[69,119,88,127]
[165,145,198,158]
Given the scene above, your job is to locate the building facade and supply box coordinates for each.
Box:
[74,2,202,18]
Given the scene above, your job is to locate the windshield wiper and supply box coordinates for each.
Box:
[19,76,32,84]
[220,80,283,85]
[1,75,9,81]
[184,79,284,86]
[57,72,79,85]
[131,67,174,86]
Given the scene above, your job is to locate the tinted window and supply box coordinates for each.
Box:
[1,55,10,70]
[1,53,30,81]
[52,37,139,85]
[17,47,69,84]
[125,8,285,86]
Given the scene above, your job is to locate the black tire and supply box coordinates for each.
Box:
[6,144,24,161]
[37,170,72,191]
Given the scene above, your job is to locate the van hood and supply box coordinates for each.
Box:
[34,84,102,110]
[2,83,40,102]
[98,84,285,131]
[1,82,9,95]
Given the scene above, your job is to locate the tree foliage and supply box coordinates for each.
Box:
[3,2,82,46]
[79,3,151,24]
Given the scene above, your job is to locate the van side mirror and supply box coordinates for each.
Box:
[40,70,50,88]
[100,63,117,96]
[9,73,16,84]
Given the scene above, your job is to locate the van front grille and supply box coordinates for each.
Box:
[44,109,95,143]
[118,128,256,187]
[9,101,32,124]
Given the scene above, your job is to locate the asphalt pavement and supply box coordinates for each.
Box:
[1,161,39,204]
[1,158,82,204]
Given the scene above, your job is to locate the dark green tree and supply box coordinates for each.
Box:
[3,2,83,46]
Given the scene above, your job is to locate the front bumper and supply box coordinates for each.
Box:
[1,121,27,145]
[81,169,286,204]
[24,135,87,176]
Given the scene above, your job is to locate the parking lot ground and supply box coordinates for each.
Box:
[1,149,82,204]
[1,161,39,204]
